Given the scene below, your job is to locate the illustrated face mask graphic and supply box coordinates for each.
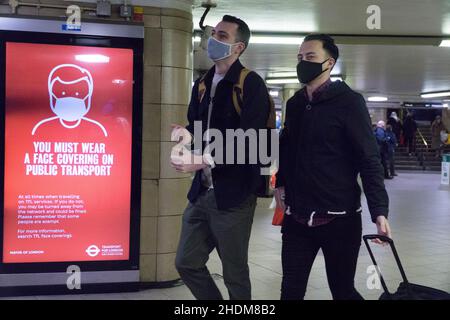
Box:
[52,95,89,121]
[32,63,108,137]
[49,72,93,122]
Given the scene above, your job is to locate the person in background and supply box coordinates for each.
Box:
[403,112,417,156]
[385,124,398,177]
[276,112,282,131]
[374,121,392,179]
[387,111,402,144]
[431,115,447,158]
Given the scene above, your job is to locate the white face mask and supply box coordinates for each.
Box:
[48,64,94,122]
[52,95,89,121]
[207,37,239,62]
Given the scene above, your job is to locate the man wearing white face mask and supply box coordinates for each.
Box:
[32,64,107,137]
[172,15,271,300]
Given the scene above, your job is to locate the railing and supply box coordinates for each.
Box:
[401,106,430,169]
[400,106,429,149]
[416,128,429,150]
[415,128,430,169]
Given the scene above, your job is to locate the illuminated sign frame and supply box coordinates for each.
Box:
[0,17,143,295]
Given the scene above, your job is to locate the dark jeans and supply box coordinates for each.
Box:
[380,151,390,177]
[281,214,364,300]
[175,189,257,300]
[388,152,396,176]
[405,136,416,154]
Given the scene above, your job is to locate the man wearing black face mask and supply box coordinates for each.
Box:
[275,34,391,300]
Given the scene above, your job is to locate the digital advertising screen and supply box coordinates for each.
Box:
[2,42,135,264]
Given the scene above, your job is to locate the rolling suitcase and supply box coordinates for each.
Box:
[363,234,450,300]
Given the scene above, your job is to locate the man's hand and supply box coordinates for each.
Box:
[170,146,208,173]
[171,123,184,141]
[171,124,184,130]
[171,160,207,173]
[373,216,392,246]
[274,187,286,212]
[171,123,193,145]
[170,123,204,173]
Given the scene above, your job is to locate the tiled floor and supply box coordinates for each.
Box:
[3,172,450,300]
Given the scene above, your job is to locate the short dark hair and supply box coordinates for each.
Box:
[222,15,251,53]
[304,34,339,62]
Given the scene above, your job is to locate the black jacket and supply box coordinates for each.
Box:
[387,117,402,137]
[276,81,389,223]
[386,130,398,155]
[186,60,270,210]
[403,116,417,138]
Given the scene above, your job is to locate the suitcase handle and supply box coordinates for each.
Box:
[363,234,393,244]
[363,234,410,296]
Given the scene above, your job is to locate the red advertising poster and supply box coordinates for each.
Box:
[3,42,134,263]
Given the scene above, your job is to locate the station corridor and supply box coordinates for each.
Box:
[3,172,448,300]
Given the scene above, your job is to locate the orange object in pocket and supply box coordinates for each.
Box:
[272,205,284,226]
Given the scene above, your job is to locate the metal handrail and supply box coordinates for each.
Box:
[416,127,429,150]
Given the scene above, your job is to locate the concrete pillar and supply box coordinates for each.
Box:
[367,108,387,125]
[140,6,193,283]
[281,85,300,125]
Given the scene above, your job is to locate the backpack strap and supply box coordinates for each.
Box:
[199,67,276,129]
[197,74,207,104]
[232,68,277,129]
[232,68,251,116]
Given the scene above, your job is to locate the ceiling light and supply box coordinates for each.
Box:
[443,103,449,108]
[331,76,343,82]
[250,36,304,45]
[267,72,298,78]
[193,35,304,45]
[266,78,299,85]
[266,74,342,85]
[368,96,388,102]
[421,91,450,98]
[439,40,450,47]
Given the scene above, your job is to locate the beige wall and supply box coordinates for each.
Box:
[0,0,193,283]
[368,108,387,125]
[140,7,193,283]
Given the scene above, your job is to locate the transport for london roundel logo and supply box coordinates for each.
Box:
[86,245,100,257]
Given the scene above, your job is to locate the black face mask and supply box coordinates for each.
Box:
[296,58,330,84]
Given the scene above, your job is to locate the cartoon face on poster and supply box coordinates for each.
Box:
[3,42,134,263]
